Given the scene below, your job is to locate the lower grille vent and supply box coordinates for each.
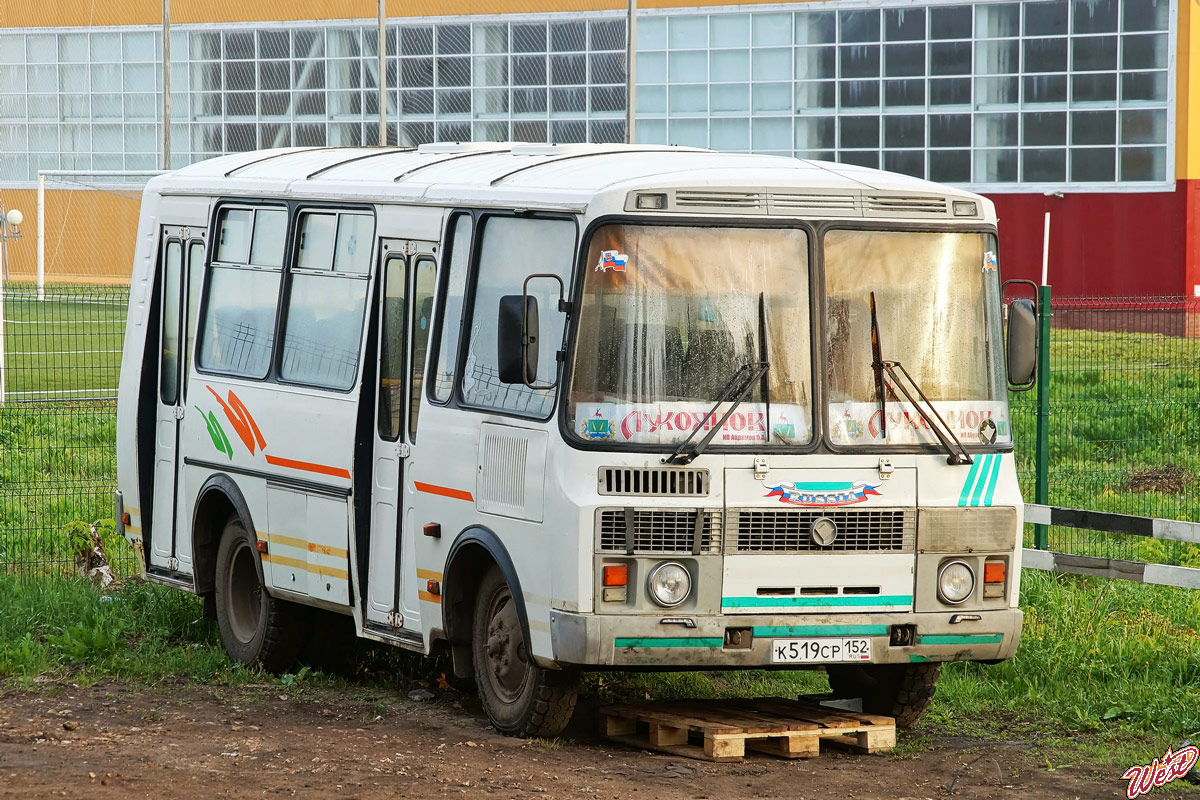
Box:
[598,508,721,554]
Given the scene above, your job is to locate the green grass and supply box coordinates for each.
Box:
[3,570,1197,769]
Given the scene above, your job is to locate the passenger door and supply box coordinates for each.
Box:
[150,228,205,572]
[366,242,437,629]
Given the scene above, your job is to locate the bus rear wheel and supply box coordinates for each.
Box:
[826,662,941,729]
[471,566,578,737]
[214,514,304,672]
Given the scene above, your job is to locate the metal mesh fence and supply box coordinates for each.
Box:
[0,283,134,576]
[1011,295,1200,565]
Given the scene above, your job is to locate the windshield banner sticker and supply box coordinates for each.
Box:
[595,250,629,273]
[764,481,881,507]
[576,402,810,445]
[983,250,998,272]
[830,402,1010,446]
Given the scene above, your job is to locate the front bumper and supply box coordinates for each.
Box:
[549,608,1022,668]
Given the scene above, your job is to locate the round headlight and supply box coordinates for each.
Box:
[647,562,691,607]
[937,560,975,605]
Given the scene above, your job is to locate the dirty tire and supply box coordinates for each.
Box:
[471,566,578,737]
[826,663,941,728]
[214,514,305,673]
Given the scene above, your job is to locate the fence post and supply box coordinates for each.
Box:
[1033,283,1052,550]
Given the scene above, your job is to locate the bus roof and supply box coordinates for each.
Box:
[157,143,993,222]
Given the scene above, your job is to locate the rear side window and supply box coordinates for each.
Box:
[198,206,286,378]
[278,210,374,390]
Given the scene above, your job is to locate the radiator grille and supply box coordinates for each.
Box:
[728,508,914,553]
[598,467,709,497]
[597,508,720,554]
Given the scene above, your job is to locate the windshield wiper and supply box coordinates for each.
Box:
[869,292,887,440]
[759,292,772,444]
[869,292,972,466]
[663,359,769,465]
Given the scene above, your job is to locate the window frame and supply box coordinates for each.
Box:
[425,210,474,408]
[453,209,580,422]
[158,235,185,405]
[274,204,377,393]
[409,254,438,440]
[816,220,1014,458]
[194,200,291,383]
[377,251,408,443]
[558,213,822,456]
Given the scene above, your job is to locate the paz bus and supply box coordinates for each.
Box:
[115,142,1037,737]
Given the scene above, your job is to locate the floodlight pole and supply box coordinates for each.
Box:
[378,0,387,146]
[162,0,172,170]
[626,0,636,144]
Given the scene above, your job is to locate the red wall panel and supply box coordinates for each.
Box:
[986,184,1188,297]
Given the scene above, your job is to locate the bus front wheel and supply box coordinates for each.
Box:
[471,566,578,737]
[825,662,941,729]
[213,514,304,672]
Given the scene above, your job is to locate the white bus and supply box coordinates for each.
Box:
[116,142,1036,736]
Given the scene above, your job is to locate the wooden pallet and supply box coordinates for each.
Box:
[599,697,896,763]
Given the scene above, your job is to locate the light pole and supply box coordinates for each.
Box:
[0,202,21,405]
[0,203,21,281]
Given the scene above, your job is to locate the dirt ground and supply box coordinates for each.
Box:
[0,681,1134,799]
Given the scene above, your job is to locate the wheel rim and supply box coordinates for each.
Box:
[483,586,529,704]
[225,538,262,644]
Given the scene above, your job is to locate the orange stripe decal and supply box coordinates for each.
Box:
[414,482,474,502]
[264,454,351,480]
[418,590,443,604]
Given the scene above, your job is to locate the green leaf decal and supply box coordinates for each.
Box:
[196,405,233,460]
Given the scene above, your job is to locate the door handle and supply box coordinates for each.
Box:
[173,406,185,420]
[396,443,411,458]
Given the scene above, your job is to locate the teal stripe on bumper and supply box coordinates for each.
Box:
[723,595,912,608]
[615,637,723,648]
[917,634,1003,646]
[752,624,889,637]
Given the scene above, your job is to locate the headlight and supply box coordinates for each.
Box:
[937,560,975,605]
[647,562,691,607]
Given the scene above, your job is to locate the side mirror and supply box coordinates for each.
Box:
[1005,297,1037,390]
[498,294,539,385]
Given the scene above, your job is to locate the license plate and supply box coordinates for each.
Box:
[770,637,872,664]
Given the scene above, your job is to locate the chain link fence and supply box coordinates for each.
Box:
[3,284,1199,575]
[1011,295,1200,565]
[0,283,135,576]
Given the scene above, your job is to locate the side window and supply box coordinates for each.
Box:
[378,255,407,442]
[185,240,205,388]
[431,214,472,403]
[461,216,576,416]
[159,239,182,404]
[198,206,287,378]
[279,210,373,390]
[409,257,437,438]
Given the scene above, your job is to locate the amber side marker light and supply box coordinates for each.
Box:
[603,565,628,587]
[983,560,1006,598]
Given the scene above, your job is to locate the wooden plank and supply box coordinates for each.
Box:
[664,701,796,734]
[704,734,745,761]
[601,704,741,735]
[757,697,896,727]
[746,734,820,759]
[648,722,688,747]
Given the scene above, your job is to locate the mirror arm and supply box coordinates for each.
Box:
[521,273,568,391]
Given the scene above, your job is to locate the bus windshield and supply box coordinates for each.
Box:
[567,224,813,447]
[824,229,1011,447]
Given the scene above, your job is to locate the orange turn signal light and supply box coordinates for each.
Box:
[984,562,1006,583]
[426,579,441,596]
[121,512,131,525]
[602,565,628,587]
[256,540,268,554]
